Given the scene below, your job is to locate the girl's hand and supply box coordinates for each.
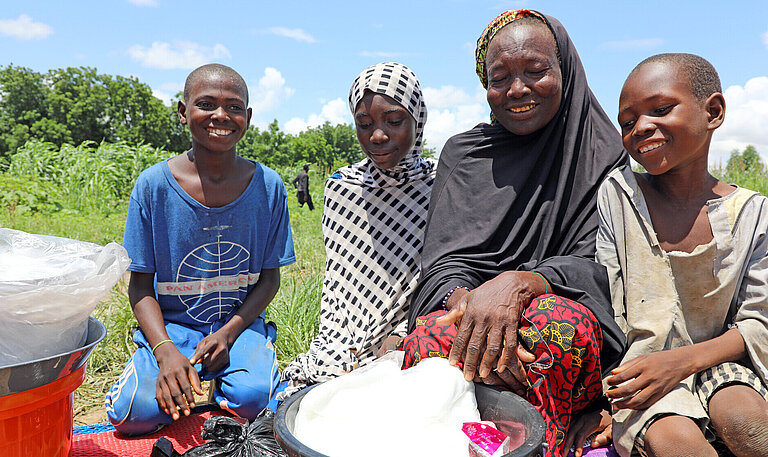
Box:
[605,349,694,410]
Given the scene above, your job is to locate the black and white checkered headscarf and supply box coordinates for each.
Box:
[336,62,433,187]
[279,63,435,396]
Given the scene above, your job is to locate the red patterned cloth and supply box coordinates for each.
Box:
[398,294,603,457]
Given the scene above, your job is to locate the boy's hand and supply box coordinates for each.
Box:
[563,409,612,457]
[189,330,231,373]
[605,349,694,410]
[154,344,203,420]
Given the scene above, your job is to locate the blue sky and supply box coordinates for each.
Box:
[1,0,767,165]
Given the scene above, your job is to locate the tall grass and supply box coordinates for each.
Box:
[711,162,768,195]
[8,140,173,212]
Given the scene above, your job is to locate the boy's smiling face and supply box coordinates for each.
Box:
[618,61,724,175]
[179,75,251,154]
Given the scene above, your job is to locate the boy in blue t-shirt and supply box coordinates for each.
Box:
[106,64,295,436]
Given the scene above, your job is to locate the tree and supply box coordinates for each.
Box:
[726,145,764,174]
[0,65,66,166]
[164,96,191,153]
[317,122,362,170]
[238,120,294,167]
[262,120,293,166]
[291,128,332,169]
[421,139,438,159]
[103,74,175,149]
[0,65,187,166]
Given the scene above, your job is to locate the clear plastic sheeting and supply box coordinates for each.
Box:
[294,353,480,457]
[0,228,130,367]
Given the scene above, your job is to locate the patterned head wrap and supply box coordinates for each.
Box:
[339,62,432,187]
[475,9,549,89]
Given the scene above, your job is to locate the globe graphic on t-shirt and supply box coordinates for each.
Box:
[176,241,251,323]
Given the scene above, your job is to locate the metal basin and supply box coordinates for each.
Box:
[275,382,545,457]
[0,316,106,397]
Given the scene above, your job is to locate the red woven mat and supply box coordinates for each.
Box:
[72,411,240,457]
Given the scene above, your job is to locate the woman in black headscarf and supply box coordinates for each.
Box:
[402,10,627,456]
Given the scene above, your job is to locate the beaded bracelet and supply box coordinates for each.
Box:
[152,339,173,354]
[441,286,470,310]
[532,271,548,294]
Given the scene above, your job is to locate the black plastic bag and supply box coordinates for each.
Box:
[181,409,288,457]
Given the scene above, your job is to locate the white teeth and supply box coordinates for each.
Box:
[639,141,666,153]
[509,105,534,113]
[208,128,232,136]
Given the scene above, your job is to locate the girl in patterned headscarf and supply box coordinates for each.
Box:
[278,62,435,399]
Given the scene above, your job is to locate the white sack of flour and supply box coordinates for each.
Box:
[294,352,480,457]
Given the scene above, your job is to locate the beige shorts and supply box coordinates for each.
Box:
[632,361,768,456]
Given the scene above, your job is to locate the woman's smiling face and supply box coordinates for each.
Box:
[485,23,562,136]
[354,90,417,170]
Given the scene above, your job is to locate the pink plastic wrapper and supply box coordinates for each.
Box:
[463,422,510,457]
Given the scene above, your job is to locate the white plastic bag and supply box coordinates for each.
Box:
[0,228,130,366]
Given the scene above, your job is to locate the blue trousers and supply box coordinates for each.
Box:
[105,318,279,436]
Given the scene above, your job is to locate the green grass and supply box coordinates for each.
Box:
[711,163,768,195]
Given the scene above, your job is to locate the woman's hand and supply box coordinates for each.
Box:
[189,329,232,373]
[437,271,542,392]
[563,409,612,457]
[605,349,695,410]
[154,343,203,420]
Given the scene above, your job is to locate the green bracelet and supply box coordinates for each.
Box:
[152,339,173,354]
[533,271,548,294]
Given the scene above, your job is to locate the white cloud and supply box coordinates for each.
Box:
[127,0,158,6]
[152,82,183,105]
[763,29,768,49]
[128,41,231,70]
[710,76,768,166]
[422,85,477,109]
[421,85,488,152]
[152,89,174,105]
[284,98,350,134]
[266,27,315,43]
[249,67,295,115]
[0,14,53,40]
[160,82,183,92]
[600,38,664,51]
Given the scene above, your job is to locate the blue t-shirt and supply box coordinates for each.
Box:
[123,159,296,331]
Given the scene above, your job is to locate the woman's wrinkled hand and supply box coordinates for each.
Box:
[563,409,612,457]
[436,271,541,392]
[605,349,694,410]
[154,343,203,420]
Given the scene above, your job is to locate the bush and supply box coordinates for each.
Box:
[0,173,61,214]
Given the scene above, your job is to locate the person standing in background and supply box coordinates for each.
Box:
[293,164,314,210]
